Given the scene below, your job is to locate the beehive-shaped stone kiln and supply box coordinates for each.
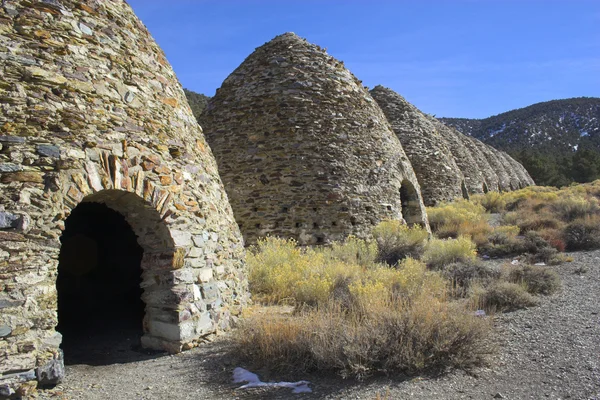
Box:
[0,0,247,395]
[202,33,429,245]
[370,86,466,206]
[429,118,487,195]
[370,86,534,200]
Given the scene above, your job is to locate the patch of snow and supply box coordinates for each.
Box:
[233,367,312,394]
[574,144,579,151]
[488,123,506,137]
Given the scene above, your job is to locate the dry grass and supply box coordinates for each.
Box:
[472,191,506,213]
[239,181,598,381]
[235,294,493,379]
[240,237,494,379]
[427,200,492,245]
[480,281,539,312]
[371,220,428,266]
[422,236,478,270]
[503,264,561,296]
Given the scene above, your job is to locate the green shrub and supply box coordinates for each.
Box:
[423,236,477,270]
[472,191,506,213]
[504,265,561,296]
[478,225,528,258]
[551,195,600,221]
[372,220,428,266]
[442,260,500,297]
[563,216,600,251]
[522,231,560,264]
[481,282,539,312]
[427,200,486,232]
[321,236,378,268]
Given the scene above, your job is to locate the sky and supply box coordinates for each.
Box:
[127,1,600,119]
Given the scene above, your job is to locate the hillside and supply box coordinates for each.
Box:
[441,97,600,186]
[183,89,210,120]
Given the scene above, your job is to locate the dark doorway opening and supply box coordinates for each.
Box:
[461,180,470,200]
[483,182,489,194]
[57,202,146,365]
[399,180,424,227]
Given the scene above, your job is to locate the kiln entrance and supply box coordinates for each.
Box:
[56,202,145,365]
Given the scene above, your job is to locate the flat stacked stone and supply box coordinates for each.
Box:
[370,86,465,206]
[201,33,429,245]
[479,143,512,192]
[0,0,248,396]
[429,118,486,195]
[500,150,536,187]
[491,148,522,190]
[463,136,501,192]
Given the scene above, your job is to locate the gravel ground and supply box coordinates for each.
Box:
[37,251,600,400]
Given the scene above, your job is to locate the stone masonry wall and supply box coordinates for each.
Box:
[462,135,500,192]
[500,150,536,187]
[431,119,486,195]
[0,0,247,396]
[202,33,429,246]
[370,86,465,206]
[489,147,520,190]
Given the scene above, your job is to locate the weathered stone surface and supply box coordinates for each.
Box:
[36,145,60,159]
[0,212,20,229]
[432,120,487,195]
[202,33,429,245]
[0,0,248,393]
[371,86,465,206]
[35,352,64,385]
[463,135,501,192]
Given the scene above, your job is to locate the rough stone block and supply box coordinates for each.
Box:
[0,212,20,229]
[35,352,64,385]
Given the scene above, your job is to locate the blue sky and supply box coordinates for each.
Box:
[128,1,600,119]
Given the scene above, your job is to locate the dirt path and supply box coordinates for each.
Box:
[38,251,600,400]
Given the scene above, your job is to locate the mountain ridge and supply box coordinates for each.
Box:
[440,97,600,186]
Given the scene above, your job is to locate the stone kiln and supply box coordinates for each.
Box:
[0,0,247,396]
[370,86,466,206]
[371,86,534,201]
[201,33,429,245]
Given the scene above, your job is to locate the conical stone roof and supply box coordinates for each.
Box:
[0,0,247,392]
[490,147,521,190]
[499,150,536,187]
[429,118,486,195]
[479,144,512,191]
[370,86,465,206]
[463,136,501,192]
[202,33,429,245]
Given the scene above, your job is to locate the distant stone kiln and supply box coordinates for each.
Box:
[201,33,429,245]
[371,86,534,200]
[370,86,466,206]
[0,0,247,396]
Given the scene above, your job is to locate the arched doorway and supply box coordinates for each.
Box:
[399,180,424,227]
[461,180,470,200]
[56,190,175,365]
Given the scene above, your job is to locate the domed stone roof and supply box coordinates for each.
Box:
[370,86,465,206]
[0,0,247,394]
[498,150,536,187]
[201,33,429,245]
[463,136,501,192]
[428,118,486,195]
[489,147,520,190]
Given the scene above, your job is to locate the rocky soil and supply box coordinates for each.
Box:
[37,251,600,400]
